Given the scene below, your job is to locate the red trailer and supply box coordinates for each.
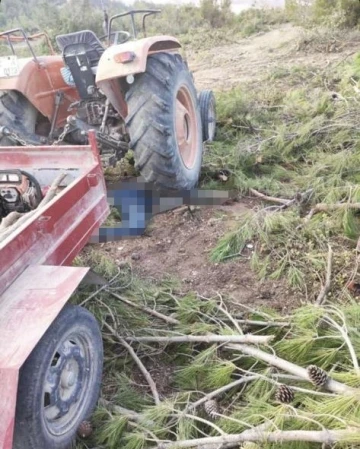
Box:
[0,132,109,449]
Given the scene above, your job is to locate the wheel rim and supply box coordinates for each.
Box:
[207,97,216,141]
[42,332,93,436]
[176,85,199,169]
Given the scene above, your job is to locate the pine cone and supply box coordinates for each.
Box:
[275,384,295,404]
[77,420,93,438]
[307,365,329,387]
[204,399,219,420]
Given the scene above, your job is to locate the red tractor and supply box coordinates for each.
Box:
[0,10,217,189]
[0,10,217,449]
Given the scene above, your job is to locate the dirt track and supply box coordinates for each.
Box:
[100,24,355,312]
[190,23,346,90]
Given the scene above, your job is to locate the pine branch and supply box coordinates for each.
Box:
[189,375,259,411]
[315,245,333,306]
[106,290,179,325]
[235,319,290,328]
[226,344,360,396]
[125,335,274,345]
[249,188,313,212]
[155,428,360,448]
[305,202,360,223]
[323,314,360,374]
[249,188,290,205]
[103,322,161,405]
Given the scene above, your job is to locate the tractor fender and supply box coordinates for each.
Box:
[96,36,182,118]
[0,56,79,127]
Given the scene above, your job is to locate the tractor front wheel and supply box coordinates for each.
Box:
[125,52,203,190]
[13,305,103,449]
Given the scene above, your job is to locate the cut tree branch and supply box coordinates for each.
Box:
[226,344,360,396]
[155,429,360,448]
[249,188,290,205]
[106,290,179,325]
[189,375,259,411]
[305,202,360,223]
[103,322,161,405]
[125,335,274,345]
[316,245,333,306]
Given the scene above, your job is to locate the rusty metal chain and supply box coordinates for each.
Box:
[52,124,71,146]
[7,130,35,147]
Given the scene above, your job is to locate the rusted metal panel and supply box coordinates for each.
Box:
[0,265,89,449]
[96,36,181,118]
[0,56,79,126]
[96,36,181,82]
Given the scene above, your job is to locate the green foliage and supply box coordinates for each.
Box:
[236,7,288,37]
[74,250,360,449]
[199,0,233,29]
[286,0,360,27]
[210,52,360,294]
[98,415,129,449]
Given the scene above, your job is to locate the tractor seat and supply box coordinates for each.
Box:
[56,30,105,99]
[56,30,105,62]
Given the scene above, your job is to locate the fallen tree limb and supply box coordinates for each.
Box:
[155,428,360,448]
[249,188,290,205]
[98,398,141,419]
[226,344,360,396]
[315,245,333,306]
[236,319,290,328]
[106,290,179,325]
[305,202,360,223]
[103,322,161,405]
[189,375,259,411]
[125,335,274,345]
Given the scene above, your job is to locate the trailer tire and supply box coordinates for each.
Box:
[199,90,217,142]
[0,90,37,145]
[125,52,203,190]
[13,305,103,449]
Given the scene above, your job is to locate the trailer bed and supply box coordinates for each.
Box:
[0,133,109,449]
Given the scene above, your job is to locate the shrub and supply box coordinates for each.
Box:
[285,0,360,27]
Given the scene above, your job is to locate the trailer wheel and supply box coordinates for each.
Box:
[199,90,217,142]
[125,52,203,190]
[13,305,103,449]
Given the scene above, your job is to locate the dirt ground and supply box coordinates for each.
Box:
[100,24,356,312]
[190,23,350,91]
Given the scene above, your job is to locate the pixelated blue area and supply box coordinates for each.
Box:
[90,181,230,243]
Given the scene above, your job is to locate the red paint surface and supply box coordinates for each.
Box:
[0,134,109,448]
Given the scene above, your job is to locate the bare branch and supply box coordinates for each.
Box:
[316,246,333,306]
[126,335,274,345]
[189,376,259,411]
[305,202,360,223]
[226,344,360,396]
[249,188,290,205]
[155,428,360,448]
[103,322,161,405]
[106,290,179,325]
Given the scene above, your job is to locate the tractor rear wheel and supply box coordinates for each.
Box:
[0,90,37,145]
[125,52,203,190]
